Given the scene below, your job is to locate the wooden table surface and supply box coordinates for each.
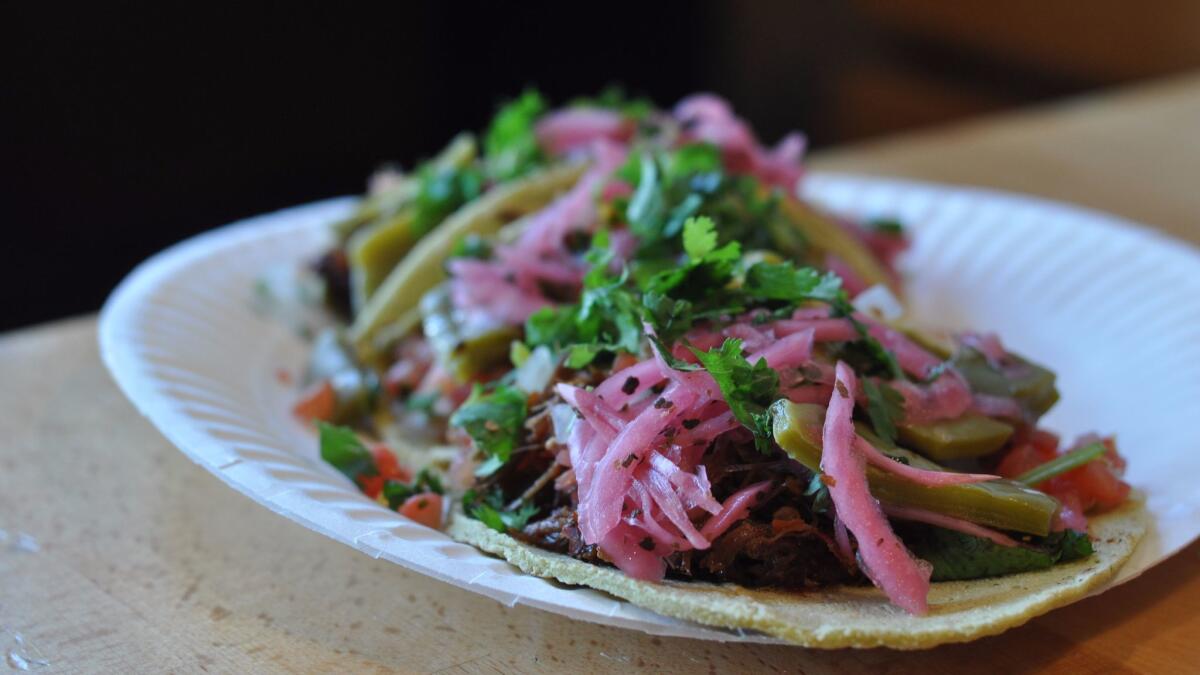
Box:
[4,74,1200,674]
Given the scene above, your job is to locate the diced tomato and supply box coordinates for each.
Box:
[1053,448,1130,512]
[399,492,444,529]
[1101,437,1127,473]
[1029,428,1060,456]
[371,445,412,483]
[293,380,336,422]
[997,432,1130,519]
[358,475,385,500]
[995,442,1051,479]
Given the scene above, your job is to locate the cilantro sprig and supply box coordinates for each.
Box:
[462,488,539,534]
[448,384,528,476]
[524,230,643,368]
[742,262,843,304]
[382,468,445,509]
[484,90,547,181]
[642,216,742,299]
[318,422,376,482]
[617,143,780,257]
[687,338,781,453]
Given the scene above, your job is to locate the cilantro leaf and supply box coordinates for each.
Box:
[565,344,604,369]
[642,216,740,302]
[665,143,722,180]
[626,152,666,243]
[689,338,780,452]
[448,384,528,475]
[484,90,547,180]
[861,379,905,445]
[524,305,578,350]
[623,145,747,254]
[412,165,483,236]
[317,422,376,482]
[524,231,644,367]
[743,262,844,304]
[575,233,643,359]
[462,488,540,534]
[683,214,719,259]
[382,468,446,509]
[471,502,539,533]
[640,291,694,346]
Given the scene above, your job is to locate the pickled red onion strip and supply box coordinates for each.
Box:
[579,381,698,545]
[536,108,634,157]
[855,436,1000,486]
[699,481,772,540]
[821,361,931,615]
[598,521,666,581]
[883,504,1020,548]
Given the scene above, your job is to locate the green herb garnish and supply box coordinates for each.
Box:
[641,216,741,301]
[448,384,528,476]
[524,230,643,368]
[742,261,844,305]
[484,89,547,180]
[382,468,446,509]
[462,488,539,534]
[317,422,376,482]
[689,338,780,452]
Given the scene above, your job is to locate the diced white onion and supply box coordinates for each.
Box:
[853,284,903,322]
[514,346,558,394]
[549,403,578,444]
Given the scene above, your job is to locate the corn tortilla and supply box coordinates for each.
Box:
[349,162,586,353]
[447,500,1144,649]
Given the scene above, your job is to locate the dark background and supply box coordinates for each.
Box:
[6,2,1200,330]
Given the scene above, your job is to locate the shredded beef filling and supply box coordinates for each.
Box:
[485,400,858,589]
[313,249,352,318]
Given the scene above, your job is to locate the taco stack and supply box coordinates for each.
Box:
[294,89,1144,648]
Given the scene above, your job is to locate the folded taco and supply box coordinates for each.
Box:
[297,89,1144,648]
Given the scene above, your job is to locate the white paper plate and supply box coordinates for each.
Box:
[99,173,1200,643]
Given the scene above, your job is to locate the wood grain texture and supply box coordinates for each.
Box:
[4,72,1200,673]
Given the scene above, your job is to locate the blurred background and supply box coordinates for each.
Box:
[6,1,1200,330]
